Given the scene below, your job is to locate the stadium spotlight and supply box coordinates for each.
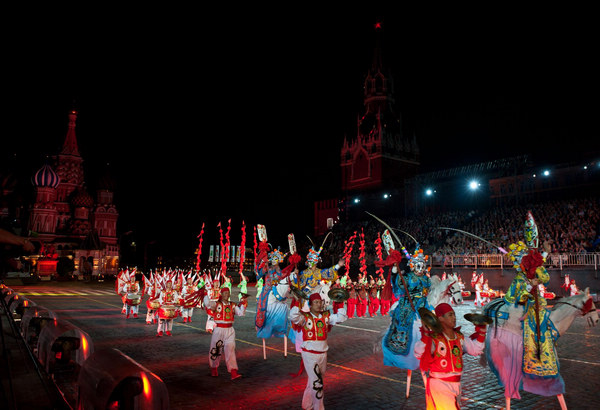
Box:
[543,170,550,176]
[468,180,480,190]
[383,193,390,199]
[425,189,434,196]
[353,198,360,204]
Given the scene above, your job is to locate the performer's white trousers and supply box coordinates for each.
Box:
[301,350,327,410]
[157,318,173,333]
[146,309,157,323]
[426,378,461,410]
[125,304,139,315]
[209,326,238,372]
[181,307,194,318]
[475,291,484,306]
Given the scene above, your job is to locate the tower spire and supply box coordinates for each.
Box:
[61,109,80,156]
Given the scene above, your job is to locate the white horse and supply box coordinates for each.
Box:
[427,273,464,307]
[484,287,598,410]
[260,274,295,359]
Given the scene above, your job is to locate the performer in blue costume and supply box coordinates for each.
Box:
[255,243,300,335]
[380,245,432,370]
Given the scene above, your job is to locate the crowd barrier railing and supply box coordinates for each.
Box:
[431,252,600,270]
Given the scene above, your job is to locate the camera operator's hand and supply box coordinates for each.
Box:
[0,228,35,253]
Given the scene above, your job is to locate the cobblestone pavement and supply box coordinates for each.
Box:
[10,280,600,409]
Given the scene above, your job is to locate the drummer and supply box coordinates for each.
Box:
[121,273,142,319]
[415,303,488,409]
[157,280,179,337]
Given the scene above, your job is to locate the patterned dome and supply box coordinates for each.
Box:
[32,164,60,188]
[71,188,94,208]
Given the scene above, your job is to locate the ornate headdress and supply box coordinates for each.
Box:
[408,245,430,275]
[268,248,285,265]
[507,212,547,280]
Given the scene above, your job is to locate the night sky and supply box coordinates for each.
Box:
[5,8,599,261]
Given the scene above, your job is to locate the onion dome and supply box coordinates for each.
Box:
[32,164,60,188]
[71,188,94,208]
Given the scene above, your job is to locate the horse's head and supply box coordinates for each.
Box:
[317,283,331,308]
[580,288,599,327]
[554,287,598,328]
[445,274,463,305]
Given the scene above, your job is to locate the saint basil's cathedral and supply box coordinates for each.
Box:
[9,109,120,279]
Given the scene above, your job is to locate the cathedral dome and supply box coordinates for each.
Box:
[32,164,60,188]
[71,188,94,208]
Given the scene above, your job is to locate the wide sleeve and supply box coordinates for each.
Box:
[463,336,485,356]
[289,305,306,327]
[329,307,347,325]
[203,295,216,310]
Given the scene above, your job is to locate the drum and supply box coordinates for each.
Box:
[147,298,160,310]
[125,293,141,306]
[544,292,556,300]
[461,291,471,298]
[480,292,489,298]
[158,305,177,319]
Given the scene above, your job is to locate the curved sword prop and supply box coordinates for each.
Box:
[365,212,406,250]
[437,227,507,254]
[366,211,415,313]
[392,228,418,246]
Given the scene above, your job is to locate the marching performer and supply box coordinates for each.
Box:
[205,276,221,334]
[474,274,484,307]
[157,279,179,336]
[144,271,160,324]
[121,271,142,319]
[346,279,357,319]
[569,278,580,296]
[289,290,348,409]
[415,303,487,409]
[180,273,203,323]
[203,285,247,380]
[355,273,368,317]
[368,276,381,317]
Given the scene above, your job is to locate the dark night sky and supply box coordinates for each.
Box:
[5,8,600,260]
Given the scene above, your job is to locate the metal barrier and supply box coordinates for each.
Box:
[431,252,600,270]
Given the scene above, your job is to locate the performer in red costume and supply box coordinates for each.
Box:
[415,303,487,409]
[203,286,247,380]
[289,291,347,409]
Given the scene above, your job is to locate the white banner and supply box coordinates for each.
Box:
[215,245,220,262]
[209,245,214,262]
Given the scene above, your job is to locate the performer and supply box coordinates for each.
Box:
[379,273,392,317]
[379,245,432,371]
[415,303,487,409]
[180,273,203,323]
[569,278,580,296]
[489,211,563,401]
[121,272,142,319]
[255,276,264,300]
[368,277,380,317]
[474,274,484,307]
[237,272,248,301]
[355,273,368,317]
[255,246,301,334]
[203,285,247,380]
[205,277,221,334]
[346,279,357,319]
[295,244,344,299]
[289,291,348,409]
[331,278,345,314]
[157,279,179,336]
[144,272,160,325]
[482,278,491,305]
